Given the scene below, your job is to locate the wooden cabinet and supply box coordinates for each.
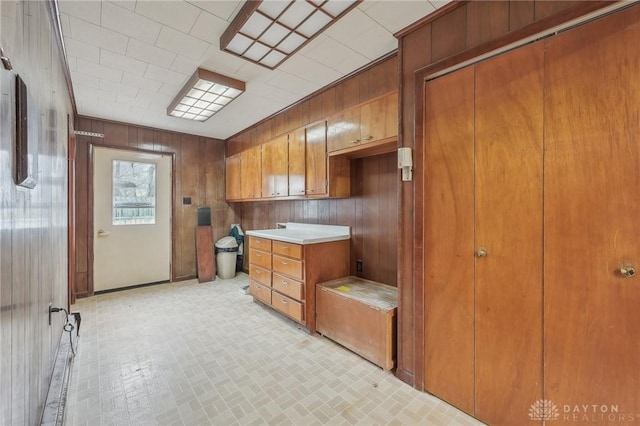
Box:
[327,92,398,154]
[304,122,327,197]
[317,276,397,370]
[240,145,261,199]
[288,128,306,196]
[424,42,544,424]
[261,134,288,198]
[248,236,350,333]
[225,154,241,201]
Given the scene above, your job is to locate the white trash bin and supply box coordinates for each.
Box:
[215,236,238,279]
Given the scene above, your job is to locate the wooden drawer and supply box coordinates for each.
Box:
[250,280,272,305]
[250,264,271,287]
[272,241,302,259]
[272,293,304,324]
[251,236,272,253]
[250,248,271,269]
[272,273,304,301]
[272,254,303,280]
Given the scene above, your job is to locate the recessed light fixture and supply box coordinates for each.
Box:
[167,68,245,122]
[221,0,360,69]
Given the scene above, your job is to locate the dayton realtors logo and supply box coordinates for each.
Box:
[529,400,638,422]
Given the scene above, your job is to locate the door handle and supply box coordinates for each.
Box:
[620,266,636,277]
[97,229,110,237]
[476,248,488,258]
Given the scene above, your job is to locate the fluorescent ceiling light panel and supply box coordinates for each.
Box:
[167,68,245,122]
[220,0,361,69]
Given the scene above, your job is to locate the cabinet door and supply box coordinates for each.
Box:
[474,42,543,426]
[241,145,261,199]
[225,154,241,200]
[288,128,306,196]
[261,135,288,198]
[423,66,475,416]
[305,121,327,196]
[327,107,360,152]
[360,92,398,145]
[544,8,640,418]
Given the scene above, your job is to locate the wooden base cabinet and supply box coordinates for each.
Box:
[248,236,350,333]
[317,277,397,370]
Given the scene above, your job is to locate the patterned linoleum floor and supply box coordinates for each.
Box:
[64,273,484,426]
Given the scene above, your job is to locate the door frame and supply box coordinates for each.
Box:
[67,115,76,308]
[87,143,176,295]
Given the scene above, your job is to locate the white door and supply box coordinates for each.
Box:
[93,147,172,291]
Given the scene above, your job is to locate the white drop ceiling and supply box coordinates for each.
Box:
[59,0,450,140]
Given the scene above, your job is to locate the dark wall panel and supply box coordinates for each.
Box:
[0,1,73,423]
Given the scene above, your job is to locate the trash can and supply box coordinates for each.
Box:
[215,236,238,279]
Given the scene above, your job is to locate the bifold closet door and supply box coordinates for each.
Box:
[474,42,544,425]
[544,6,640,419]
[424,66,476,415]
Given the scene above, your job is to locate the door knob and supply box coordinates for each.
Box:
[476,248,488,258]
[97,229,110,237]
[620,266,636,277]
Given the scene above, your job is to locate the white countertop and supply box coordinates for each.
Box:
[246,223,350,245]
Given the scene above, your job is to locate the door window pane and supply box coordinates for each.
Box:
[112,160,156,225]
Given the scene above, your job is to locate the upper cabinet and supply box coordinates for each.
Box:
[240,145,262,200]
[327,92,398,154]
[225,154,242,201]
[261,134,288,198]
[304,122,327,197]
[288,128,306,197]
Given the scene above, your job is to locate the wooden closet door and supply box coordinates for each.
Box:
[545,6,640,421]
[475,42,544,426]
[423,66,475,415]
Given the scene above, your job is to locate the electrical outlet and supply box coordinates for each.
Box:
[356,259,363,272]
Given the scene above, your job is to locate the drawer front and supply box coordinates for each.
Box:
[250,280,272,305]
[272,255,303,280]
[250,248,271,269]
[250,264,271,287]
[272,293,304,323]
[272,241,302,259]
[251,236,272,253]
[272,273,304,301]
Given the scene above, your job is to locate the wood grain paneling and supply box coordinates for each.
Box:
[74,118,233,295]
[466,1,510,47]
[544,7,640,421]
[0,1,72,424]
[423,67,475,415]
[400,0,615,389]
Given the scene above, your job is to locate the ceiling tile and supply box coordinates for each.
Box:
[67,57,77,72]
[429,1,451,9]
[158,82,182,97]
[144,64,188,86]
[107,0,135,12]
[68,16,128,55]
[169,55,200,75]
[136,88,173,106]
[59,0,102,25]
[324,9,377,44]
[76,58,123,82]
[155,26,210,60]
[134,1,201,33]
[234,62,268,82]
[199,46,247,75]
[186,0,241,21]
[301,35,370,75]
[65,38,100,63]
[343,23,396,59]
[99,79,139,98]
[101,2,162,45]
[278,55,342,88]
[126,39,176,68]
[116,94,152,108]
[100,49,148,76]
[122,72,163,92]
[189,11,228,46]
[98,98,132,115]
[363,1,436,33]
[70,71,100,89]
[59,13,71,37]
[261,70,321,97]
[75,84,117,102]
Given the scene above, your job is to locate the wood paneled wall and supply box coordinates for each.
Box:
[226,56,399,287]
[240,153,398,286]
[396,0,615,388]
[0,1,73,424]
[73,118,239,297]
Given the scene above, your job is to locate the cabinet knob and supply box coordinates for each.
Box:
[362,135,374,141]
[349,139,360,144]
[476,248,488,258]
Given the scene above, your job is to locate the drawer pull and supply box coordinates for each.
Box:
[256,253,262,257]
[281,245,288,249]
[281,280,288,285]
[349,139,360,144]
[255,269,261,274]
[280,298,288,304]
[362,135,374,141]
[281,260,288,265]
